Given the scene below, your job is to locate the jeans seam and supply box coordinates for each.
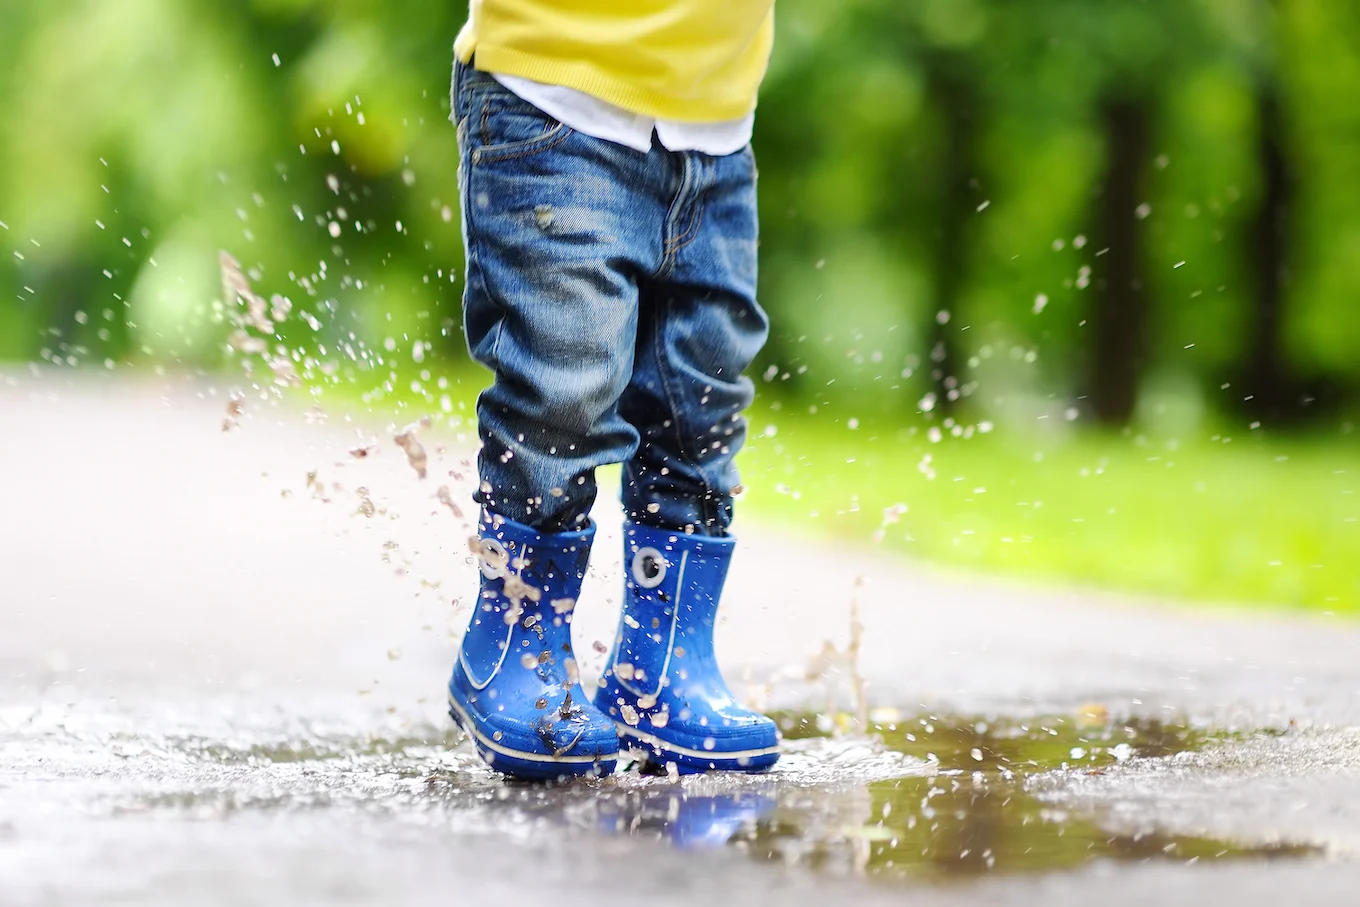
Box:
[652,296,717,531]
[666,199,706,258]
[461,164,504,368]
[667,156,710,253]
[463,251,504,369]
[660,156,711,269]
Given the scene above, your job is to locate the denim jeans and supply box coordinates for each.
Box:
[452,63,768,536]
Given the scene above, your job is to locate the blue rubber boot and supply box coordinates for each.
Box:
[593,522,780,774]
[448,513,618,780]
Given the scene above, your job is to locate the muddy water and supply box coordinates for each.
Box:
[750,712,1315,879]
[0,701,1314,898]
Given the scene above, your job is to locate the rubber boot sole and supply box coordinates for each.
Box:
[616,722,780,775]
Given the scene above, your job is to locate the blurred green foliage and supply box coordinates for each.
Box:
[2,0,1360,426]
[1,0,468,372]
[2,0,1359,432]
[756,0,1360,429]
[1,1,1357,608]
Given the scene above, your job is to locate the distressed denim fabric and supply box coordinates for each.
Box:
[452,62,768,536]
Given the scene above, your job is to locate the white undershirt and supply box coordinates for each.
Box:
[492,73,754,156]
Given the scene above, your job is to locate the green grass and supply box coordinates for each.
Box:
[739,404,1359,614]
[296,366,1359,614]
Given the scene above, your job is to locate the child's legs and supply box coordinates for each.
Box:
[619,148,768,536]
[456,66,667,531]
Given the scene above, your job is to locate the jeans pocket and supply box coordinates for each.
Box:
[468,91,572,164]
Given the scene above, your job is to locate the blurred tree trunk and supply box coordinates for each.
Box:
[1089,98,1151,425]
[1242,86,1294,420]
[927,61,979,416]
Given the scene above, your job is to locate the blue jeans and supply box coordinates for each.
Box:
[452,63,768,536]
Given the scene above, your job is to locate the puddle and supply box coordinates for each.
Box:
[0,705,1317,890]
[572,710,1314,879]
[734,711,1316,880]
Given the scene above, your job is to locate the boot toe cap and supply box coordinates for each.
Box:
[449,678,619,777]
[706,711,780,756]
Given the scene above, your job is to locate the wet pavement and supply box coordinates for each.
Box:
[3,372,1360,905]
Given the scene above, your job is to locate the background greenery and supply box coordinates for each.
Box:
[1,0,1356,611]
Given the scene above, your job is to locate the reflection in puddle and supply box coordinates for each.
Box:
[595,712,1316,878]
[596,788,777,851]
[3,706,1318,884]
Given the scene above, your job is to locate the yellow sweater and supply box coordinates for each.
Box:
[454,1,775,122]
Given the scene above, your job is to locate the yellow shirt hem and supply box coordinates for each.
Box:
[455,27,759,123]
